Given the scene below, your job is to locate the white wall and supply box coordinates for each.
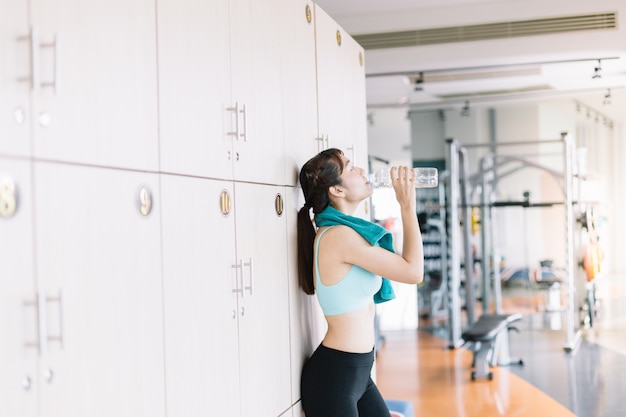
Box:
[367,108,419,330]
[367,108,412,165]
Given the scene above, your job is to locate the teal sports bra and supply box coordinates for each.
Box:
[314,226,382,316]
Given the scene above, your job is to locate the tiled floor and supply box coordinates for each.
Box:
[375,273,626,417]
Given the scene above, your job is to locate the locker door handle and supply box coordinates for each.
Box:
[23,293,42,354]
[16,27,40,92]
[226,102,239,138]
[39,33,61,94]
[315,136,325,152]
[231,260,244,296]
[239,104,247,142]
[45,290,64,349]
[243,258,253,296]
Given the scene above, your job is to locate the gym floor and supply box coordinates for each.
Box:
[375,273,626,417]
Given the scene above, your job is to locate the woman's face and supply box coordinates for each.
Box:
[337,154,372,203]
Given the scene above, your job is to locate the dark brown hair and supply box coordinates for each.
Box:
[296,148,344,294]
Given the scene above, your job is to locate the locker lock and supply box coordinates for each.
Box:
[137,186,152,216]
[220,190,231,217]
[274,193,284,217]
[0,177,17,218]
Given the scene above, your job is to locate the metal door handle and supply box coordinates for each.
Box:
[45,290,64,349]
[231,260,244,295]
[23,294,42,353]
[227,102,239,138]
[39,33,61,94]
[16,27,40,92]
[239,104,247,141]
[315,136,325,152]
[243,258,253,296]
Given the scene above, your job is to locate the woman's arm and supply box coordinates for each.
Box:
[393,165,424,283]
[339,166,424,284]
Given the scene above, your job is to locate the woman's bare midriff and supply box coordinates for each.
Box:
[322,303,376,353]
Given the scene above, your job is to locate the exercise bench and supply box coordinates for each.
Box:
[461,313,524,380]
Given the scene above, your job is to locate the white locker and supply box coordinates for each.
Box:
[158,0,292,185]
[234,182,291,416]
[0,0,31,157]
[228,0,286,185]
[281,0,320,186]
[314,4,368,168]
[285,185,327,406]
[0,158,37,417]
[34,163,165,417]
[160,175,241,417]
[161,178,292,417]
[156,0,234,180]
[29,0,159,170]
[314,4,370,220]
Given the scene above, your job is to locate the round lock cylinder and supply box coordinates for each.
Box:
[0,177,17,218]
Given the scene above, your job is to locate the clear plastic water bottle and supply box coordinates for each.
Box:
[368,167,438,188]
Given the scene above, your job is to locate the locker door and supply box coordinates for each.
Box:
[156,0,234,180]
[314,5,370,219]
[30,0,159,171]
[0,0,31,157]
[314,4,368,165]
[281,0,320,186]
[0,159,37,417]
[235,183,291,416]
[229,0,286,185]
[160,175,241,417]
[284,186,326,404]
[34,163,165,417]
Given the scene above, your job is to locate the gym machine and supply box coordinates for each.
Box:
[446,133,582,354]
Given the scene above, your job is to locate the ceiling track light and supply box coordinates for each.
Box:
[412,71,424,92]
[460,101,470,117]
[574,100,615,129]
[603,88,611,105]
[592,59,602,79]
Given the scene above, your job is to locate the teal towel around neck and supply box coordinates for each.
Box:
[314,205,396,304]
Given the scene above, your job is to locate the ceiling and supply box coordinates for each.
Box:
[314,0,626,125]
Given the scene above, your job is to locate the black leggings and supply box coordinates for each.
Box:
[301,344,390,417]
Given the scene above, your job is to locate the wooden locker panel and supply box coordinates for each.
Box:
[0,158,37,417]
[156,0,235,180]
[0,0,31,158]
[30,0,159,171]
[34,162,165,417]
[314,5,369,220]
[160,175,241,417]
[284,186,326,404]
[281,0,320,187]
[314,4,368,162]
[229,0,287,185]
[234,182,292,416]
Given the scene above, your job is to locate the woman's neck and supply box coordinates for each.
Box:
[330,202,357,216]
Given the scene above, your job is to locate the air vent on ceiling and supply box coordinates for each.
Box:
[353,12,617,50]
